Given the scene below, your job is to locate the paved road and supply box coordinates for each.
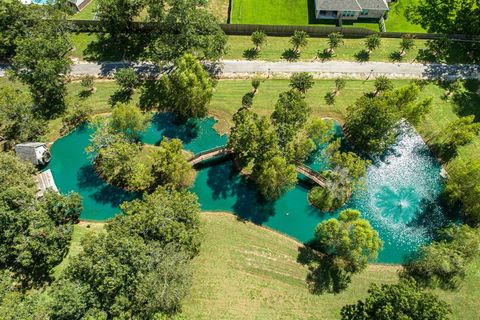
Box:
[1,60,479,80]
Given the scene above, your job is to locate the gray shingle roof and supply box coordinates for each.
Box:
[315,0,362,11]
[357,0,389,10]
[315,0,389,11]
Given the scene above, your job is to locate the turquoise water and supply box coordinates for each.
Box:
[46,114,447,263]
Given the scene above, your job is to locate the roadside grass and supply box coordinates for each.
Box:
[54,213,480,320]
[385,0,425,33]
[226,35,427,62]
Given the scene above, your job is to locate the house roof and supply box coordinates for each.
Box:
[68,0,87,7]
[315,0,389,11]
[357,0,389,10]
[315,0,362,11]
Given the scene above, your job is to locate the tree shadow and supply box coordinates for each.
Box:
[317,49,333,62]
[91,184,138,207]
[243,48,259,60]
[109,89,132,106]
[407,197,456,239]
[297,244,351,294]
[149,113,199,145]
[79,90,93,99]
[82,33,150,62]
[354,50,370,62]
[452,80,480,120]
[139,80,163,111]
[77,164,104,190]
[389,51,403,62]
[282,49,300,62]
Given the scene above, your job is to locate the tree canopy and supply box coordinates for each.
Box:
[341,278,452,320]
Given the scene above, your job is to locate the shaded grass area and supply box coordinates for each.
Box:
[385,0,425,33]
[226,35,427,62]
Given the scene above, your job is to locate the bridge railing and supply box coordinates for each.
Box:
[188,146,230,162]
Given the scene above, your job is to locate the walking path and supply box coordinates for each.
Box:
[1,60,479,80]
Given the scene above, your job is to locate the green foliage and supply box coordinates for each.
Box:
[80,75,95,91]
[271,90,310,146]
[315,209,383,273]
[305,118,334,145]
[374,75,394,95]
[324,91,336,105]
[0,288,49,320]
[335,78,346,93]
[0,85,45,148]
[399,34,416,54]
[345,95,398,154]
[115,68,140,92]
[290,30,309,53]
[251,30,267,51]
[110,102,151,139]
[148,0,227,61]
[251,77,261,92]
[385,83,431,125]
[444,159,480,225]
[308,185,339,211]
[289,72,314,94]
[11,17,72,118]
[0,1,40,60]
[436,115,480,155]
[0,153,80,288]
[149,138,195,190]
[256,155,297,200]
[61,102,93,135]
[365,34,381,52]
[110,187,202,257]
[402,225,480,290]
[327,32,344,53]
[242,93,254,108]
[97,0,145,37]
[163,54,214,120]
[340,278,452,320]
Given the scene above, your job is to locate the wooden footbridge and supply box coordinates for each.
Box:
[188,146,327,188]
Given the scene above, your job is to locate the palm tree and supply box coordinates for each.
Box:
[251,30,267,52]
[334,78,346,95]
[327,32,344,53]
[399,34,416,56]
[365,34,381,53]
[373,76,393,96]
[290,30,309,53]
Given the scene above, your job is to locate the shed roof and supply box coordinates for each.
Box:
[16,142,46,148]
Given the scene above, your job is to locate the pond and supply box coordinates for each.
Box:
[46,113,448,264]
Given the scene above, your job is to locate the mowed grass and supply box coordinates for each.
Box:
[70,0,98,20]
[385,0,425,33]
[226,35,427,62]
[55,214,480,320]
[232,0,309,25]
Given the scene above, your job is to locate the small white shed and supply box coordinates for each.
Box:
[35,169,59,197]
[15,142,51,166]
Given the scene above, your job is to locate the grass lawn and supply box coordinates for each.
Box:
[226,35,427,62]
[385,0,425,33]
[53,213,480,319]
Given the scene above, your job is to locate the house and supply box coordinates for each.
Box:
[14,142,51,166]
[68,0,92,11]
[314,0,389,21]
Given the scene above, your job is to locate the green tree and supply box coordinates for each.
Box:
[150,138,194,190]
[0,86,45,148]
[110,102,151,139]
[97,0,145,39]
[399,34,416,55]
[115,68,140,93]
[0,153,81,288]
[271,90,310,147]
[251,30,267,52]
[163,54,214,120]
[289,72,314,94]
[148,0,227,62]
[365,34,381,53]
[110,187,202,257]
[241,93,254,108]
[251,77,261,93]
[385,83,431,125]
[327,32,344,53]
[436,116,480,155]
[373,75,394,96]
[444,158,480,225]
[290,30,309,53]
[228,107,260,167]
[334,78,346,94]
[341,278,452,320]
[305,118,334,145]
[315,209,383,273]
[256,155,297,200]
[344,95,398,154]
[0,1,40,60]
[11,18,72,118]
[402,225,480,290]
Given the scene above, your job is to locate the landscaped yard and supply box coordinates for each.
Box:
[385,0,425,32]
[55,212,480,319]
